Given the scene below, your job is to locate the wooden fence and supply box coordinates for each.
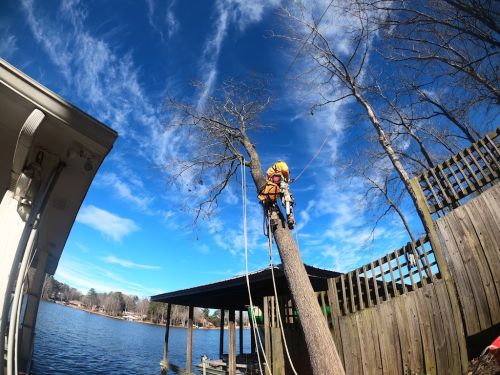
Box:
[262,129,500,374]
[415,128,499,215]
[436,183,500,337]
[326,236,438,316]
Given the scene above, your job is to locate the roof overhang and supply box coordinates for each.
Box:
[151,265,341,310]
[0,58,118,275]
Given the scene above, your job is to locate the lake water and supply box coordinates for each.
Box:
[31,301,250,375]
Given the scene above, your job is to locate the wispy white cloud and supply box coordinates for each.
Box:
[102,255,161,270]
[76,205,139,241]
[20,0,183,213]
[55,255,161,296]
[0,31,17,59]
[96,172,153,210]
[197,0,280,107]
[166,0,179,38]
[20,0,163,139]
[74,241,91,253]
[145,0,179,40]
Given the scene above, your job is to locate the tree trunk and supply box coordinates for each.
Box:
[352,87,435,237]
[241,135,345,375]
[272,211,345,375]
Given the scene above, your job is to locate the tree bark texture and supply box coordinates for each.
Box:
[272,210,345,375]
[241,136,345,375]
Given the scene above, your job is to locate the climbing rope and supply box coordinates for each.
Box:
[293,125,334,183]
[266,217,299,375]
[240,160,272,375]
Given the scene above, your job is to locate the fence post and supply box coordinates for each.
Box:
[409,177,468,370]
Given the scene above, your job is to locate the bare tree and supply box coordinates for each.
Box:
[280,1,443,250]
[166,79,344,375]
[375,0,499,100]
[370,0,499,141]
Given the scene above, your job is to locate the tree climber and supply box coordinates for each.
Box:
[258,160,295,229]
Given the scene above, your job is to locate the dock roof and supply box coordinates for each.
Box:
[151,264,341,310]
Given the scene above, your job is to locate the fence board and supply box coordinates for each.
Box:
[450,208,492,330]
[326,278,344,365]
[394,296,411,374]
[434,281,462,375]
[459,204,500,325]
[427,285,449,374]
[370,262,380,305]
[362,266,373,307]
[437,216,481,335]
[376,303,401,375]
[405,295,424,373]
[470,190,500,291]
[357,312,376,375]
[339,314,362,375]
[369,308,383,375]
[414,289,437,374]
[271,327,285,375]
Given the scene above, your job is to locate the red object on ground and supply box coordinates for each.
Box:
[488,336,500,364]
[490,336,500,350]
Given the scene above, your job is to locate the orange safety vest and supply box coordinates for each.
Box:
[258,161,290,202]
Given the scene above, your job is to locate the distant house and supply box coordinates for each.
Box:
[68,300,84,308]
[122,312,141,321]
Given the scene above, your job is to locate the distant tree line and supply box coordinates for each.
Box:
[41,276,248,326]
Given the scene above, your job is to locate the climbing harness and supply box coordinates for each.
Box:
[258,161,295,233]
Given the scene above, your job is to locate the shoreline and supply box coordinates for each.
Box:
[48,300,249,329]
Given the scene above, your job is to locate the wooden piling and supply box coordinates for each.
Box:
[186,306,194,374]
[239,310,244,356]
[160,303,172,373]
[249,310,255,354]
[229,310,236,375]
[219,309,225,359]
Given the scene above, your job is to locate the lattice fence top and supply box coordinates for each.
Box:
[327,236,439,316]
[415,128,500,214]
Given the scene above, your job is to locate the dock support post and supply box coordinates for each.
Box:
[229,310,236,375]
[239,310,243,356]
[186,306,194,374]
[219,309,225,359]
[160,303,172,374]
[249,311,255,354]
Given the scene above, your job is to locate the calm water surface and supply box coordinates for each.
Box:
[32,301,250,375]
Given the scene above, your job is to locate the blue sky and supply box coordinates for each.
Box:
[0,0,420,297]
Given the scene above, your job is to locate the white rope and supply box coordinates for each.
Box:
[267,219,298,375]
[293,125,334,183]
[241,161,271,375]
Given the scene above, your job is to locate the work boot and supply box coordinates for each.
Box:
[269,209,280,229]
[287,213,295,229]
